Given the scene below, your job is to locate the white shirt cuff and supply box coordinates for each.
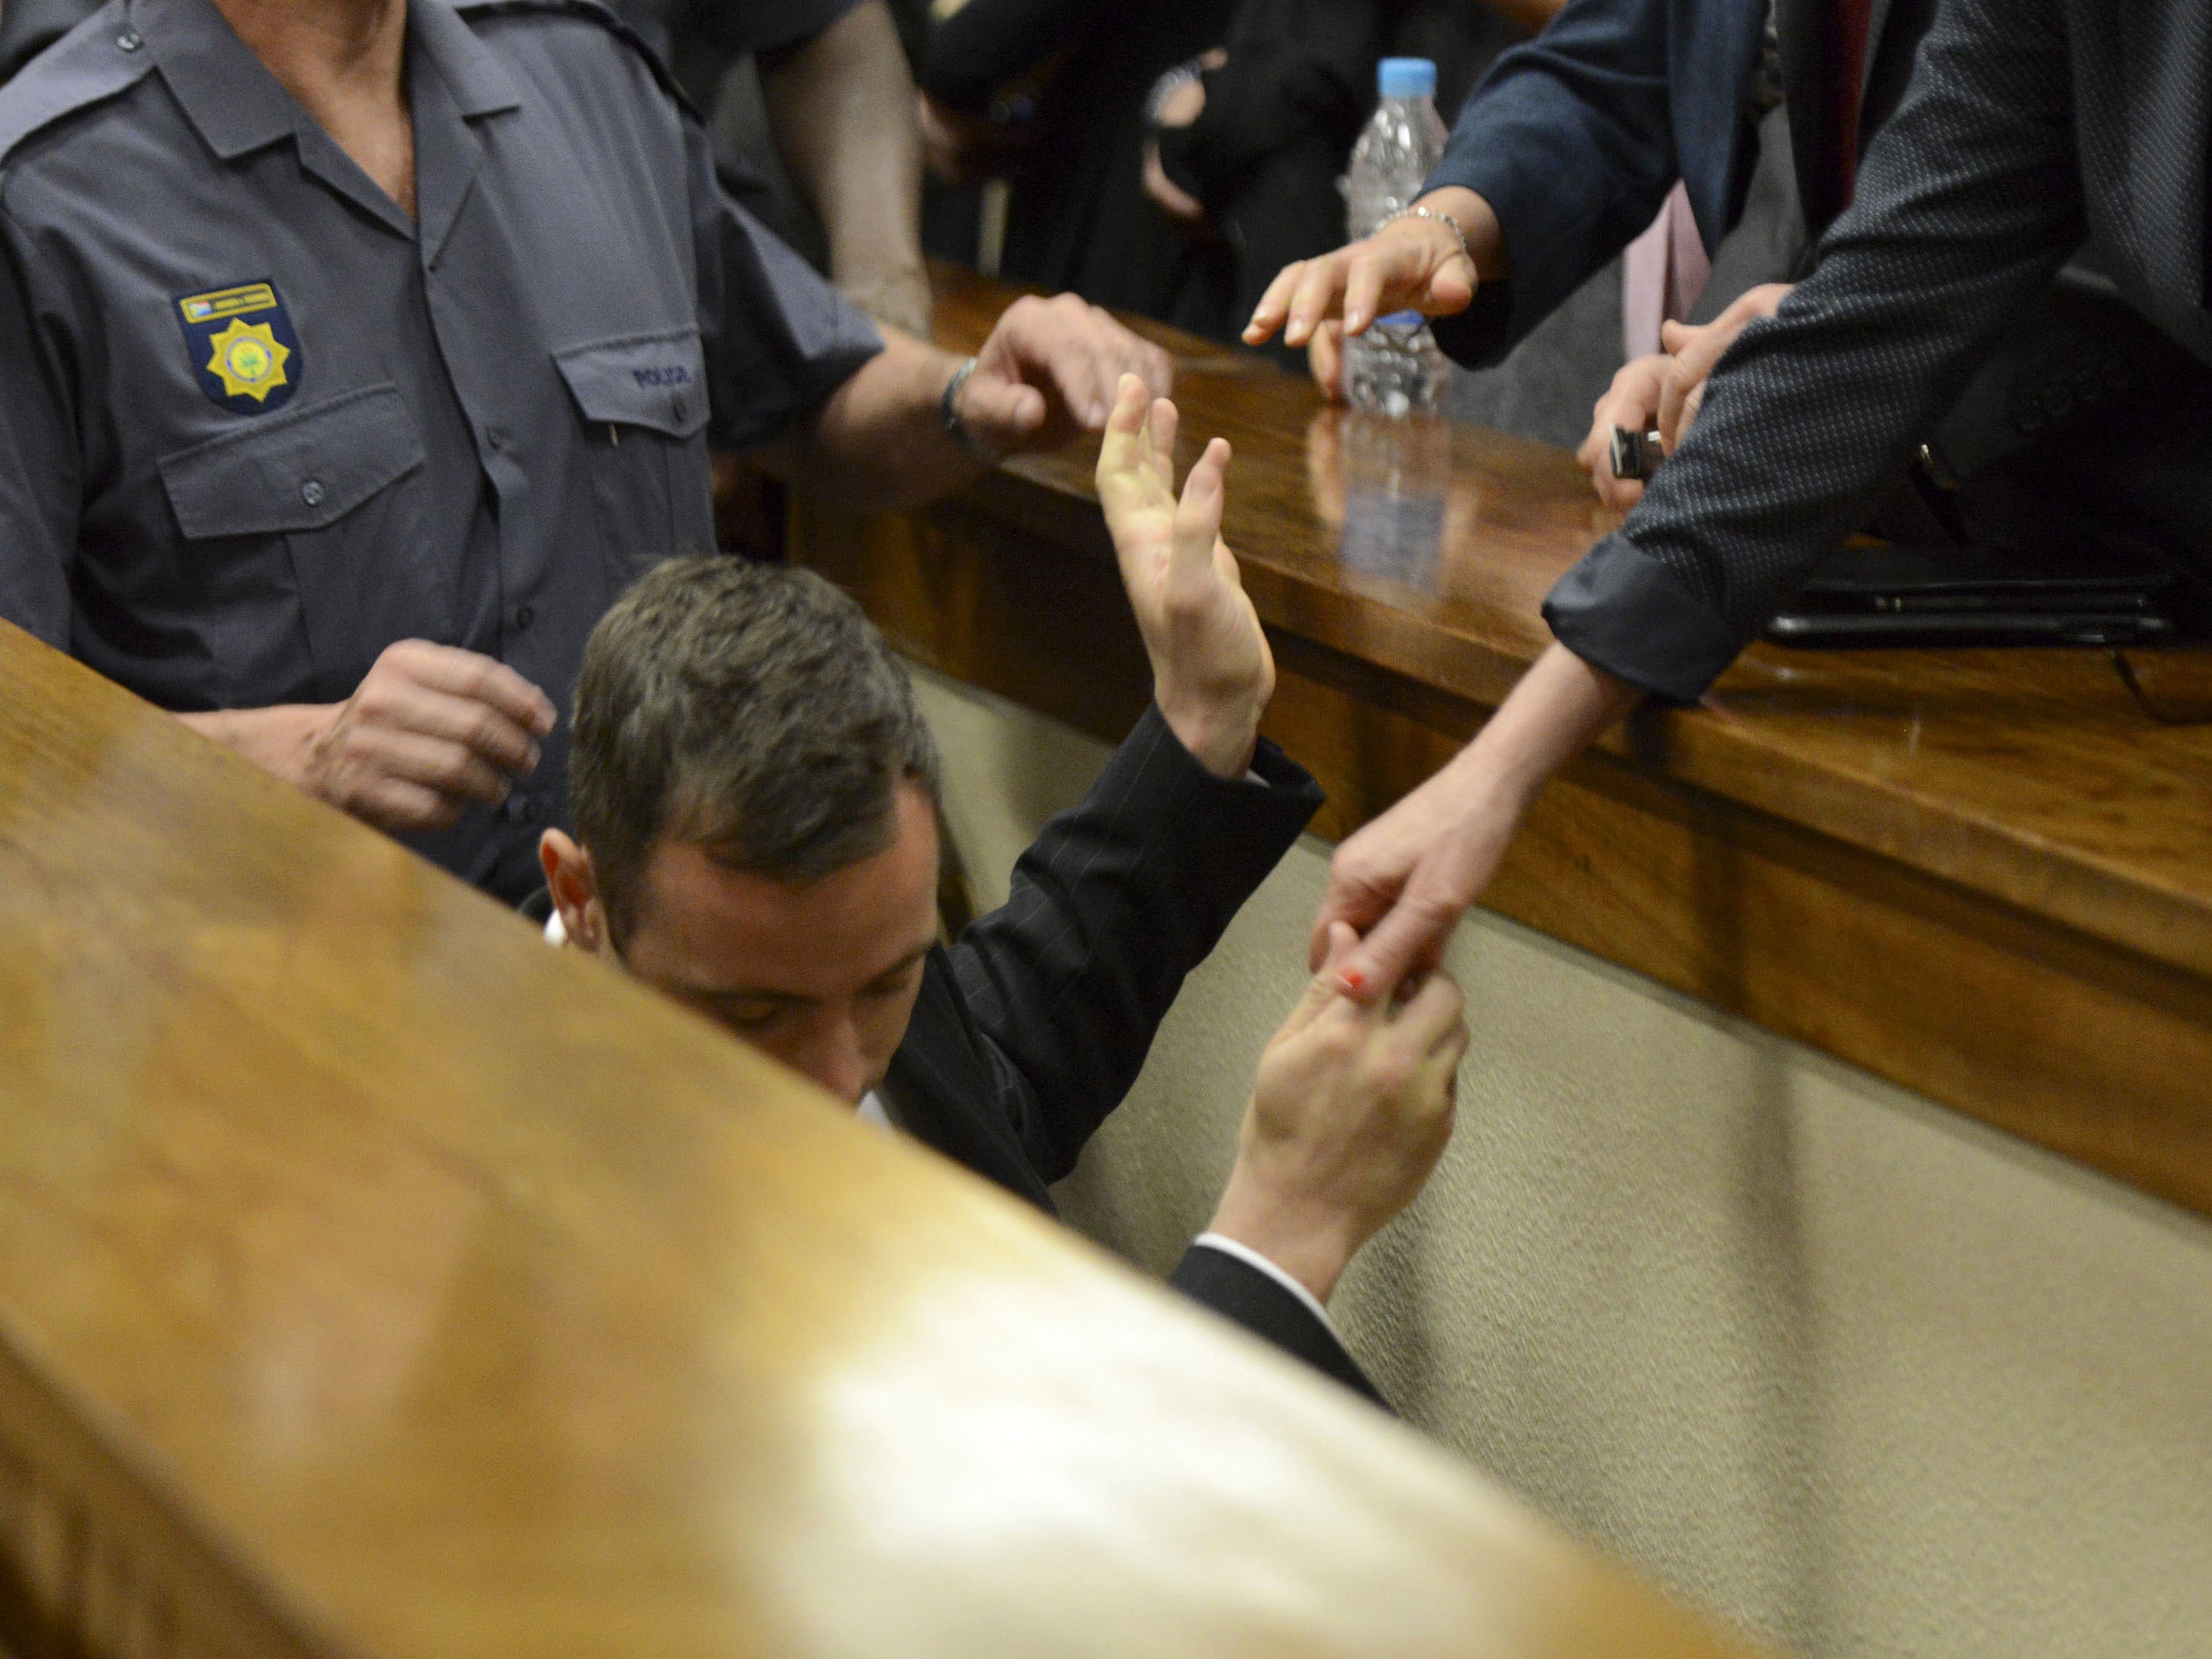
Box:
[1191,1232,1342,1341]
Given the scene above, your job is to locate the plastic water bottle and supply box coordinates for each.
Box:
[1342,58,1452,416]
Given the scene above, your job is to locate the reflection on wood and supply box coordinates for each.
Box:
[786,261,2212,1219]
[0,619,1766,1659]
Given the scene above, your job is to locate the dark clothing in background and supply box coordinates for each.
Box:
[0,0,881,902]
[920,0,1513,347]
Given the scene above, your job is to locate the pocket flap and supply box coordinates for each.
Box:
[553,328,710,439]
[158,383,424,540]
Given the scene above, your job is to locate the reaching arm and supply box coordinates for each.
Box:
[1549,0,2083,700]
[758,0,930,335]
[1244,0,1687,383]
[762,299,1171,511]
[1309,0,2085,1001]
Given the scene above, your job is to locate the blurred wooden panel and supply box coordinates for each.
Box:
[0,618,1767,1659]
[785,261,2212,1219]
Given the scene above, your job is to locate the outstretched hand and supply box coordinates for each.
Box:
[1245,190,1493,401]
[1207,923,1469,1302]
[1095,373,1274,776]
[962,294,1174,455]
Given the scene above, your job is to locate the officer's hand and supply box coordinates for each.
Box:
[1095,375,1273,776]
[1205,923,1468,1303]
[1245,195,1479,359]
[306,640,558,834]
[963,294,1173,453]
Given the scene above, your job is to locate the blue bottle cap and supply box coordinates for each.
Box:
[1377,57,1436,100]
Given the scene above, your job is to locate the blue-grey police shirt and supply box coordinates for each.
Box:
[0,0,883,900]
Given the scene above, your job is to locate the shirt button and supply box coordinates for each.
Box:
[115,29,143,50]
[503,793,538,825]
[514,605,535,631]
[485,425,508,450]
[300,479,326,507]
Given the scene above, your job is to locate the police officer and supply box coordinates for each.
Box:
[0,0,1167,902]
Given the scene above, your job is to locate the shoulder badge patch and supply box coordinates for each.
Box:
[174,280,302,414]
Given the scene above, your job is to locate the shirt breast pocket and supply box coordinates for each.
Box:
[553,327,714,595]
[158,384,428,704]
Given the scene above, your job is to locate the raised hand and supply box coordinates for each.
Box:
[1095,374,1274,777]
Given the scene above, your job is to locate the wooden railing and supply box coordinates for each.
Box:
[789,260,2212,1219]
[0,617,1765,1659]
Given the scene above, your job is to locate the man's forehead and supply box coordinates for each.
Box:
[624,786,939,993]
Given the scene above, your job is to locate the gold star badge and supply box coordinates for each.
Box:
[204,318,291,402]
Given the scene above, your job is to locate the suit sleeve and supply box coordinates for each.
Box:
[0,206,81,650]
[944,704,1323,1185]
[1545,0,2084,701]
[1169,1243,1386,1408]
[1425,0,1681,368]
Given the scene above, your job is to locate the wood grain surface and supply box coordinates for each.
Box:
[788,262,2212,1218]
[0,618,1767,1659]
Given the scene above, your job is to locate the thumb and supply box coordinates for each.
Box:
[959,370,1048,450]
[1337,892,1456,1004]
[1659,318,1695,356]
[1283,922,1361,1034]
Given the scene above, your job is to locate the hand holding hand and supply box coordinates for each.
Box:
[1245,189,1488,363]
[961,294,1174,455]
[1207,924,1469,1302]
[1095,374,1273,776]
[305,640,556,834]
[1310,755,1519,994]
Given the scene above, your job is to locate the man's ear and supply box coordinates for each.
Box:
[539,829,611,956]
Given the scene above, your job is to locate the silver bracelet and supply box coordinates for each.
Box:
[1385,204,1472,267]
[938,355,989,456]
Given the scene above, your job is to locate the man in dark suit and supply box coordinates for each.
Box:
[534,375,1469,1404]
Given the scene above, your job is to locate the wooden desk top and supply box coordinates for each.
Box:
[0,620,1762,1659]
[933,265,2212,982]
[787,263,2212,1219]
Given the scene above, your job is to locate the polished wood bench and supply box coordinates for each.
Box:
[0,618,1764,1659]
[788,261,2212,1221]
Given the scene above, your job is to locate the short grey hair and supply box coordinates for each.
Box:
[569,557,942,941]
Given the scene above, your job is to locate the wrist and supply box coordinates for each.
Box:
[176,703,334,795]
[1415,187,1508,281]
[1157,692,1261,779]
[1206,1168,1362,1305]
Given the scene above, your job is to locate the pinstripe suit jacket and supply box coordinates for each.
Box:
[1545,0,2212,700]
[884,704,1386,1405]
